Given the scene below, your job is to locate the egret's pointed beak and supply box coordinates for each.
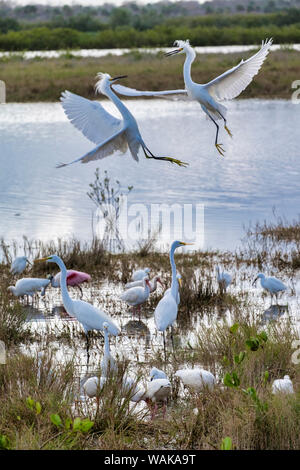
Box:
[110,75,128,82]
[180,242,194,246]
[27,260,32,266]
[34,257,50,263]
[178,278,182,287]
[165,48,183,57]
[253,277,259,286]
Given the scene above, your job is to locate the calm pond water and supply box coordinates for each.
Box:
[1,99,300,252]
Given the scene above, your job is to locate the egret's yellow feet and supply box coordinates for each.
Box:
[215,143,225,156]
[145,153,189,167]
[225,125,233,138]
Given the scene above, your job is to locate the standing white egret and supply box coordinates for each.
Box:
[154,241,191,352]
[10,256,31,275]
[272,375,294,395]
[253,273,287,304]
[175,368,216,391]
[216,266,232,294]
[101,322,117,375]
[113,38,272,156]
[131,267,150,281]
[7,277,51,301]
[125,275,163,293]
[35,255,120,364]
[57,73,187,168]
[120,277,151,317]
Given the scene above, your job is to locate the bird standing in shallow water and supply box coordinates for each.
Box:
[216,266,232,294]
[10,256,31,275]
[125,275,163,293]
[113,39,272,157]
[35,255,120,365]
[253,273,287,305]
[49,269,91,298]
[7,277,51,302]
[58,73,188,168]
[120,277,151,319]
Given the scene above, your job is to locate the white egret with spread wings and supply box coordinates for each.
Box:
[58,73,188,168]
[113,39,273,156]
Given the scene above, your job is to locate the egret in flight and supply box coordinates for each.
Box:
[58,73,188,168]
[113,39,273,156]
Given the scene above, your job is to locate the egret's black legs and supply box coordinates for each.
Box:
[217,111,233,138]
[206,112,225,156]
[163,331,167,362]
[142,146,189,168]
[86,331,90,367]
[170,326,175,351]
[76,285,83,298]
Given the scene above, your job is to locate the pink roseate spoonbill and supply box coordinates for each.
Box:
[113,38,273,156]
[253,273,287,304]
[125,275,163,293]
[120,277,151,319]
[34,255,120,366]
[175,368,216,391]
[7,277,51,303]
[57,73,187,168]
[131,267,150,281]
[10,256,31,275]
[49,269,91,297]
[216,266,232,294]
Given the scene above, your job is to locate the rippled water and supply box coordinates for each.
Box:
[1,99,300,251]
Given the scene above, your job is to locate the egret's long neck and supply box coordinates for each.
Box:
[56,258,74,314]
[170,245,178,299]
[106,86,133,121]
[183,48,196,90]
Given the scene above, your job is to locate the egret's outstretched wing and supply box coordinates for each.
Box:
[61,90,122,145]
[205,38,272,101]
[112,84,188,100]
[57,127,128,167]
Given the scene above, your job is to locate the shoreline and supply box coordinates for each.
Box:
[1,49,299,102]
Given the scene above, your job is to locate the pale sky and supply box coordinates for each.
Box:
[6,0,208,6]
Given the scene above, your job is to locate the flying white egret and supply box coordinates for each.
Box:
[113,38,273,156]
[34,255,120,364]
[131,267,150,281]
[164,273,182,305]
[272,375,294,395]
[10,256,31,275]
[57,73,188,168]
[101,322,117,375]
[120,277,151,317]
[253,273,287,304]
[216,266,232,294]
[175,368,216,391]
[7,277,51,301]
[125,275,163,293]
[154,241,192,352]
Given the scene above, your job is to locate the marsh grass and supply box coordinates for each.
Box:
[1,49,299,102]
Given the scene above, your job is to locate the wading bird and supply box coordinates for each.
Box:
[154,241,191,352]
[10,256,31,275]
[131,267,150,282]
[272,375,294,395]
[150,367,167,380]
[253,273,287,304]
[35,255,120,364]
[216,266,232,294]
[101,322,117,375]
[125,275,163,293]
[132,376,172,420]
[175,368,216,391]
[120,277,151,318]
[83,375,140,405]
[57,73,188,168]
[7,277,51,302]
[113,39,272,156]
[48,269,91,297]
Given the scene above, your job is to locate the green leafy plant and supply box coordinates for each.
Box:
[221,436,233,450]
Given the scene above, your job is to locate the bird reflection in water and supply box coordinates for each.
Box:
[123,320,150,346]
[261,304,289,324]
